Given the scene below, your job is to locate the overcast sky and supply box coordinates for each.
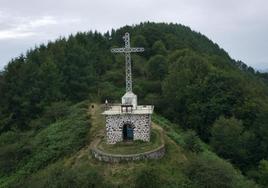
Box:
[0,0,268,70]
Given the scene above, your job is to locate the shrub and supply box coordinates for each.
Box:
[184,155,258,188]
[182,130,203,153]
[135,167,167,188]
[43,166,106,188]
[0,131,20,146]
[19,163,109,188]
[29,101,72,129]
[257,160,268,186]
[22,104,89,173]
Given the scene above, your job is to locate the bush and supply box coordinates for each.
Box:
[0,131,20,146]
[0,132,32,176]
[43,166,106,188]
[21,103,89,174]
[182,130,203,153]
[29,101,72,129]
[184,155,258,188]
[19,163,109,188]
[135,167,167,188]
[257,160,268,186]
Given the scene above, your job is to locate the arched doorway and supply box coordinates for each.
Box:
[123,123,134,141]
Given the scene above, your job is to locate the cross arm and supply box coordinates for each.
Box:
[129,47,144,53]
[111,47,145,53]
[111,48,125,53]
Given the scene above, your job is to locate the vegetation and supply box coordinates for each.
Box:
[0,22,268,187]
[0,102,90,187]
[182,130,203,153]
[210,116,257,168]
[135,167,168,188]
[184,155,257,188]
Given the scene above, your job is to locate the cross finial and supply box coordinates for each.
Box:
[111,33,144,93]
[123,32,130,48]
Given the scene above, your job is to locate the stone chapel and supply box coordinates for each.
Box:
[102,32,154,144]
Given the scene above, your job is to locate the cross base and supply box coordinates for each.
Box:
[122,92,137,109]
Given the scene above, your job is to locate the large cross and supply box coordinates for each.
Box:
[111,32,144,93]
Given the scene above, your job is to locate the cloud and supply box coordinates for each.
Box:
[0,16,56,40]
[27,16,57,28]
[0,15,80,40]
[0,30,36,40]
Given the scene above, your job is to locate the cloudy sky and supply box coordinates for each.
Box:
[0,0,268,70]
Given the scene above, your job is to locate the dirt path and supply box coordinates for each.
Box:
[88,103,106,146]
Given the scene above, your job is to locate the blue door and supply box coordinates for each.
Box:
[127,126,133,139]
[123,124,133,140]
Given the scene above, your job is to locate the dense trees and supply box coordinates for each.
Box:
[184,155,258,188]
[210,117,257,168]
[147,55,167,80]
[152,40,167,55]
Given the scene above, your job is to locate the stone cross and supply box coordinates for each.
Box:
[111,33,144,93]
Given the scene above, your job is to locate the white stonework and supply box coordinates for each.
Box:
[103,105,153,144]
[105,113,151,144]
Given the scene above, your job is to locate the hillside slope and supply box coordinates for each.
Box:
[0,103,258,187]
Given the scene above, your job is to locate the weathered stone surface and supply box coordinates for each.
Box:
[105,114,151,144]
[91,144,165,163]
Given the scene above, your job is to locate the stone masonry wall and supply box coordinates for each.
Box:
[105,114,151,144]
[91,144,165,162]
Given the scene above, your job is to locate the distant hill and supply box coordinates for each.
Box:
[0,22,268,187]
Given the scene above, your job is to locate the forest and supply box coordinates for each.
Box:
[0,22,268,187]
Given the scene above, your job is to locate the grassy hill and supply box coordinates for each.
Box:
[1,22,268,187]
[0,102,258,187]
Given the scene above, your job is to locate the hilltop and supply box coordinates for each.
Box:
[0,102,258,187]
[1,22,268,187]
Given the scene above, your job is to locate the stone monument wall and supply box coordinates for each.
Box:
[91,144,165,162]
[105,114,151,144]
